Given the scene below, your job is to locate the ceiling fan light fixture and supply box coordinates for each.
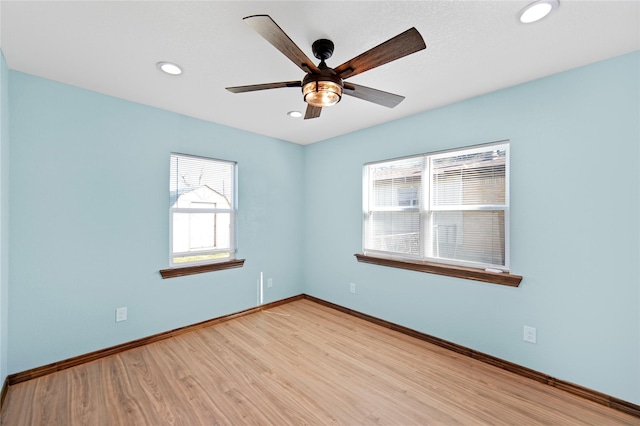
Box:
[302,80,343,108]
[517,0,559,24]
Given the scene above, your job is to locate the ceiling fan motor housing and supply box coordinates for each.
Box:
[312,39,335,60]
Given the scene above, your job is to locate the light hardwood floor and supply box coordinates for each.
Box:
[2,299,638,425]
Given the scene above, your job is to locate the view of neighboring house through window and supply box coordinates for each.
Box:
[170,153,236,266]
[363,141,509,271]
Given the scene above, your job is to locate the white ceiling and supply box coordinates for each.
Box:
[1,1,638,145]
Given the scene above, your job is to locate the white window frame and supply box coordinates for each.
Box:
[363,141,510,272]
[169,153,237,267]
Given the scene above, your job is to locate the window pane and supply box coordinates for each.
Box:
[369,158,423,208]
[366,210,420,256]
[172,212,231,253]
[432,149,506,207]
[430,210,505,266]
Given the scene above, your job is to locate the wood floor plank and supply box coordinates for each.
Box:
[2,299,638,425]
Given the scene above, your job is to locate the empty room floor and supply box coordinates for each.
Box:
[1,299,637,425]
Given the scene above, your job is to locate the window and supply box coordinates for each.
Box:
[170,153,236,267]
[363,141,509,272]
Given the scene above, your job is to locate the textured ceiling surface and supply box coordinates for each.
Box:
[1,1,638,144]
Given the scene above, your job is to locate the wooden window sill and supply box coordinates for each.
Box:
[160,259,245,279]
[355,254,522,287]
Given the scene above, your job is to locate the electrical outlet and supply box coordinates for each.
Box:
[267,278,273,288]
[116,307,128,322]
[523,326,536,343]
[350,282,356,294]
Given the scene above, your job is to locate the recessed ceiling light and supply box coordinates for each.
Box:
[156,61,183,75]
[287,111,303,118]
[517,0,559,24]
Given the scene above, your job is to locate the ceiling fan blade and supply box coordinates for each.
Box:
[334,27,426,79]
[243,15,320,74]
[343,82,405,108]
[226,81,301,93]
[304,104,322,120]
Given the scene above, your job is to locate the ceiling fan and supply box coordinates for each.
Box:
[226,15,427,119]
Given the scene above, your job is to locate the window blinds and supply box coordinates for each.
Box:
[170,154,235,209]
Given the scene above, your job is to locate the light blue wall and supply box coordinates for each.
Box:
[0,51,9,387]
[8,71,305,373]
[303,52,640,404]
